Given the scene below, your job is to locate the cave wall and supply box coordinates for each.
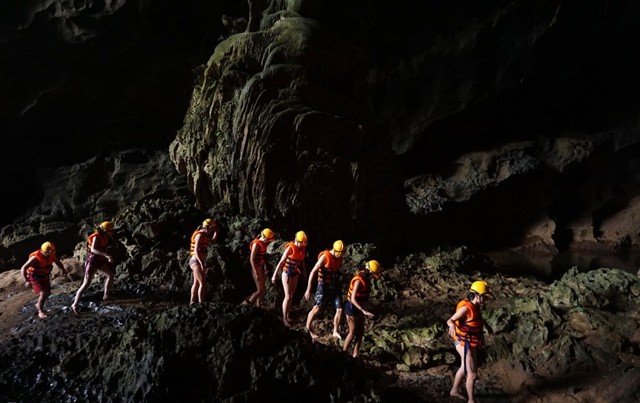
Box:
[170,0,640,255]
[1,0,640,261]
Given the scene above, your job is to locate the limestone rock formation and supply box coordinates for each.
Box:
[0,301,383,401]
[169,0,640,257]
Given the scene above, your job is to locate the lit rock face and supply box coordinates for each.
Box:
[170,14,406,246]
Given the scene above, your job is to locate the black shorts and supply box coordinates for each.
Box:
[344,301,362,316]
[314,282,343,309]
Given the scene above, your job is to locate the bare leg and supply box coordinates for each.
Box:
[281,273,299,327]
[190,262,205,304]
[36,289,50,319]
[450,343,470,401]
[72,271,95,313]
[343,315,356,354]
[248,268,266,306]
[332,308,343,339]
[351,313,365,358]
[100,265,115,300]
[465,347,478,403]
[306,305,321,339]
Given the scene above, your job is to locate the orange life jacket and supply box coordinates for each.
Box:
[190,229,211,257]
[453,299,485,347]
[26,250,55,278]
[283,241,305,274]
[317,250,343,284]
[347,270,370,303]
[88,231,109,253]
[250,238,268,267]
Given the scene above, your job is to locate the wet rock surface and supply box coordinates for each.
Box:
[3,248,640,401]
[0,293,383,402]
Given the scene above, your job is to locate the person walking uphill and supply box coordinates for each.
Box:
[189,218,218,304]
[72,221,116,314]
[272,230,308,327]
[304,240,346,340]
[447,280,494,403]
[21,242,67,319]
[343,260,383,358]
[246,228,275,307]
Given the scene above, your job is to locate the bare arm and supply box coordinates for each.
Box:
[53,257,68,276]
[447,305,469,338]
[90,236,113,263]
[350,280,374,317]
[193,232,205,269]
[249,243,260,272]
[20,256,37,283]
[304,254,326,299]
[272,246,290,284]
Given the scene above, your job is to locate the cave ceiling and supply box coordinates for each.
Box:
[1,0,640,259]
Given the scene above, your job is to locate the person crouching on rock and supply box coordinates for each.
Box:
[447,280,494,403]
[343,260,382,358]
[272,230,308,327]
[21,242,67,319]
[189,218,218,304]
[246,228,275,307]
[71,221,116,313]
[304,240,346,340]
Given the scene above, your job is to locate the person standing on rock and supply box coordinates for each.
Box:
[71,221,116,313]
[447,280,494,403]
[246,228,275,307]
[188,218,218,304]
[343,260,382,358]
[304,240,346,340]
[272,230,308,327]
[21,241,68,319]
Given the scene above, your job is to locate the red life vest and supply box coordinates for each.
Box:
[250,238,268,267]
[347,270,370,303]
[88,231,109,253]
[283,242,305,274]
[317,250,343,284]
[26,250,55,278]
[453,299,485,347]
[190,229,211,257]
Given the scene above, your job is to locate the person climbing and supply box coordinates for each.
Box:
[447,280,494,403]
[343,260,382,358]
[71,221,116,314]
[246,228,275,307]
[272,230,308,327]
[304,240,346,340]
[21,242,67,319]
[188,218,218,304]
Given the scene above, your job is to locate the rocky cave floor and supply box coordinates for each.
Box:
[1,251,640,402]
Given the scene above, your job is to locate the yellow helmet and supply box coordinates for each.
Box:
[295,231,308,243]
[366,260,382,278]
[41,241,56,253]
[100,221,114,232]
[261,228,274,240]
[470,281,493,298]
[202,218,215,228]
[333,240,345,256]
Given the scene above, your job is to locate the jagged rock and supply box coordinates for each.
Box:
[0,302,384,402]
[547,267,640,310]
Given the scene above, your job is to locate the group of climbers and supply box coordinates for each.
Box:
[20,217,493,400]
[21,221,116,317]
[257,228,384,357]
